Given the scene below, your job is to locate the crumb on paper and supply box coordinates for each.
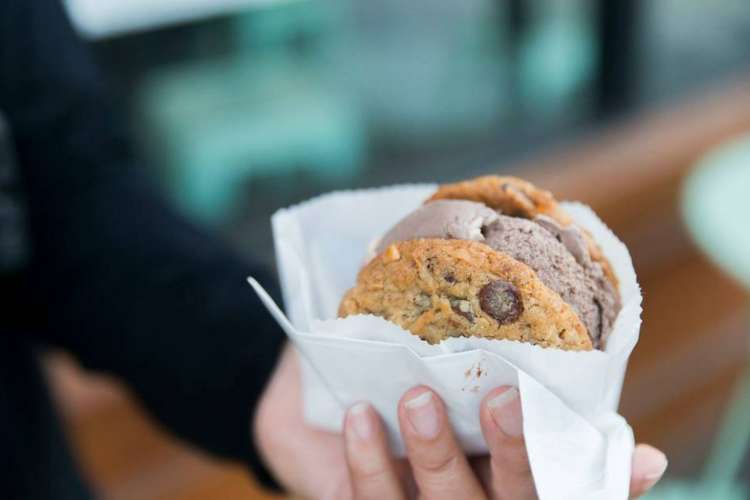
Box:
[464,362,487,381]
[461,362,487,394]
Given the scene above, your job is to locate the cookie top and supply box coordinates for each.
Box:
[428,175,571,221]
[339,239,593,351]
[428,175,618,291]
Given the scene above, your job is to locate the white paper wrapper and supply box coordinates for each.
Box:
[249,184,642,500]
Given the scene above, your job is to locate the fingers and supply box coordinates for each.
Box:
[399,387,486,500]
[344,402,406,500]
[479,387,537,500]
[629,444,668,498]
[347,387,660,500]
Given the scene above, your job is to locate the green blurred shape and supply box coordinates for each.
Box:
[663,132,750,499]
[644,480,747,500]
[232,0,329,50]
[137,53,364,223]
[682,132,750,290]
[519,1,596,117]
[323,0,511,146]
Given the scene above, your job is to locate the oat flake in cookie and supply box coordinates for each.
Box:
[339,175,621,351]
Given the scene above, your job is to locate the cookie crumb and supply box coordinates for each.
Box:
[383,244,401,262]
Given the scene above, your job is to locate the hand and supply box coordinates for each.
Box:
[254,344,667,499]
[345,386,667,499]
[254,343,354,498]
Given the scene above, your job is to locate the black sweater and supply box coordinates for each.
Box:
[0,1,284,498]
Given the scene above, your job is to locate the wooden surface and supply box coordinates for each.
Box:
[46,355,282,500]
[48,75,750,497]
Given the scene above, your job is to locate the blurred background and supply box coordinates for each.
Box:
[48,0,750,498]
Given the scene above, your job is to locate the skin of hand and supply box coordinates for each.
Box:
[254,344,668,499]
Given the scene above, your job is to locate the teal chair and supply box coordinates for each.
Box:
[646,133,750,499]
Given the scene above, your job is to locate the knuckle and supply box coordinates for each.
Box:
[414,450,461,476]
[350,455,390,483]
[493,443,532,475]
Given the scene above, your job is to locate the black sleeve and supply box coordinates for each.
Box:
[0,0,284,489]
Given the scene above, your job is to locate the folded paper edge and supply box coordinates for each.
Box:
[249,276,616,363]
[271,183,438,225]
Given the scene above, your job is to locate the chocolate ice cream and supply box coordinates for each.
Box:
[374,200,499,253]
[373,199,619,347]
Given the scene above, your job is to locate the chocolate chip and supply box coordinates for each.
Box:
[478,280,523,324]
[443,272,456,283]
[425,257,436,272]
[450,298,474,322]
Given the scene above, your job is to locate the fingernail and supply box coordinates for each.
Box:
[347,402,373,441]
[641,451,668,489]
[405,390,440,439]
[487,387,523,437]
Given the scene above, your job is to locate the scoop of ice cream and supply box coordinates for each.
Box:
[530,215,620,344]
[534,214,588,265]
[374,200,499,255]
[483,216,618,346]
[374,199,619,346]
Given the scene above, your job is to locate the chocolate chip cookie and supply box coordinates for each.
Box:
[339,239,593,351]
